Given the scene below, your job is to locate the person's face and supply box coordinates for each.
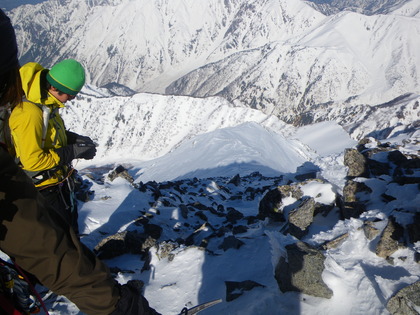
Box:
[49,86,76,103]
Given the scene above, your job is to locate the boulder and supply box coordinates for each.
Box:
[344,148,368,178]
[287,197,317,239]
[376,216,405,260]
[386,281,420,315]
[94,230,155,259]
[274,241,333,299]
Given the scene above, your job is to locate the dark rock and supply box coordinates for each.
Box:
[94,230,154,259]
[362,221,380,240]
[367,158,391,176]
[226,208,244,223]
[144,223,163,240]
[341,180,371,219]
[343,180,372,203]
[376,216,405,259]
[388,150,408,165]
[381,193,397,202]
[244,187,257,200]
[225,280,265,301]
[229,194,242,201]
[232,225,248,235]
[392,176,420,185]
[156,241,178,261]
[407,213,420,244]
[258,188,285,222]
[138,181,147,192]
[315,203,335,217]
[95,235,126,259]
[185,223,215,247]
[321,233,349,250]
[195,211,208,222]
[179,204,189,219]
[228,174,241,186]
[141,251,151,272]
[274,241,333,299]
[245,215,259,225]
[108,165,134,184]
[344,148,368,178]
[189,202,210,211]
[295,172,317,181]
[278,185,304,200]
[152,188,162,201]
[288,197,317,239]
[219,236,245,251]
[216,226,231,237]
[209,206,226,217]
[386,281,420,315]
[217,204,225,212]
[341,202,366,219]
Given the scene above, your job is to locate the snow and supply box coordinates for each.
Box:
[2,1,418,314]
[134,122,307,182]
[29,104,417,315]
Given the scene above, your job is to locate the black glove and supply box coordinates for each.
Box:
[66,130,79,144]
[73,142,96,160]
[66,130,95,146]
[56,143,96,165]
[75,135,95,146]
[110,280,161,315]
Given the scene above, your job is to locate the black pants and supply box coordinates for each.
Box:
[39,179,79,234]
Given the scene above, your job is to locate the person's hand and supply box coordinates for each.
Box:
[66,130,95,146]
[75,135,95,146]
[56,142,96,164]
[72,142,96,160]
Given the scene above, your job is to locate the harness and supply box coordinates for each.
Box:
[0,259,49,315]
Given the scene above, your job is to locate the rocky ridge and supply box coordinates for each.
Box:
[84,137,419,313]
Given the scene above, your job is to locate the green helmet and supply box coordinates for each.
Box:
[46,59,85,96]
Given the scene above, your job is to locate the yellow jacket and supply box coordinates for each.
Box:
[9,62,69,187]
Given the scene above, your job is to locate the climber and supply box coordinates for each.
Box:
[9,58,96,234]
[0,9,160,315]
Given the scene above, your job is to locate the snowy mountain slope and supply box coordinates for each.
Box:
[64,90,358,187]
[167,10,420,127]
[9,0,324,93]
[133,122,309,182]
[8,0,419,133]
[46,117,417,315]
[61,89,297,161]
[305,0,409,16]
[389,0,420,17]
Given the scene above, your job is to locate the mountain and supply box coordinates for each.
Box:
[305,0,410,15]
[166,8,420,130]
[10,0,325,92]
[8,0,419,135]
[62,86,301,161]
[2,2,419,314]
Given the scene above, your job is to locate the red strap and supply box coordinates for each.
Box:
[12,263,49,315]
